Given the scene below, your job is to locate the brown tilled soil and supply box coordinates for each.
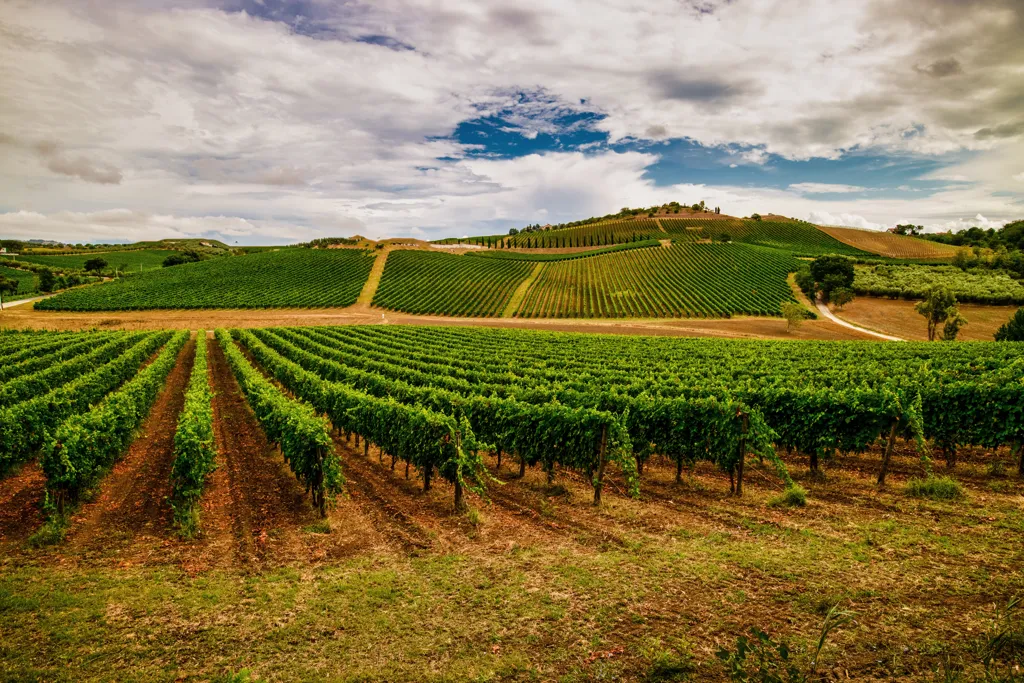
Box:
[61,338,198,562]
[0,305,876,341]
[0,462,47,543]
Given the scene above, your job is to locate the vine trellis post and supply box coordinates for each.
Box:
[876,420,900,486]
[593,424,609,506]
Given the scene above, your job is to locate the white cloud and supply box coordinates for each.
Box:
[1013,172,1024,182]
[0,0,1021,242]
[789,183,867,194]
[806,211,884,230]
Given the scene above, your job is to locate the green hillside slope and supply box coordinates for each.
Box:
[36,249,376,311]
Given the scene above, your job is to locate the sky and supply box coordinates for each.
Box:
[1,0,1023,245]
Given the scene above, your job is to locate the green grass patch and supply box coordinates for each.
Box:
[905,475,966,501]
[768,484,808,507]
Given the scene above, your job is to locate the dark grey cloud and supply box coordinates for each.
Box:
[650,72,751,104]
[915,57,963,78]
[975,120,1024,140]
[0,134,122,184]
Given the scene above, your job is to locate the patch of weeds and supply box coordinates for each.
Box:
[302,521,332,535]
[768,484,807,508]
[465,506,483,528]
[539,498,556,519]
[987,480,1013,494]
[643,646,695,682]
[213,670,263,683]
[905,476,965,501]
[987,460,1008,478]
[28,514,70,547]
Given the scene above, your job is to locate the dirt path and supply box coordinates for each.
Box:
[356,247,391,306]
[62,337,197,561]
[501,263,544,317]
[815,299,903,341]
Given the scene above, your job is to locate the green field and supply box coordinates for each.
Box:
[0,265,38,300]
[661,218,873,256]
[372,249,534,316]
[35,249,377,311]
[2,249,186,272]
[854,264,1024,305]
[505,218,663,248]
[468,239,662,261]
[515,243,800,318]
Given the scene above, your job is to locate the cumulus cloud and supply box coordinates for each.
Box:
[806,211,884,230]
[0,0,1022,242]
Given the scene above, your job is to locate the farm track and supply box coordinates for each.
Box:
[62,337,197,561]
[204,338,325,568]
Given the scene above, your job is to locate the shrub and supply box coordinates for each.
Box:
[769,484,807,508]
[905,475,965,501]
[995,308,1024,341]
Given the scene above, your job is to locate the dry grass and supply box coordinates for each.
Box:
[834,296,1017,341]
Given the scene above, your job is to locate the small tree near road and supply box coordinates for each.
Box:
[780,302,806,333]
[915,287,965,341]
[84,257,108,274]
[0,275,18,310]
[830,287,854,310]
[38,268,56,293]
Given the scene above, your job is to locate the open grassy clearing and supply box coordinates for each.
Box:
[832,296,1018,341]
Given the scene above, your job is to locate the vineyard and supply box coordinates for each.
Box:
[34,249,377,311]
[818,225,959,259]
[515,243,799,318]
[0,265,38,301]
[854,264,1024,305]
[661,218,873,256]
[503,219,663,248]
[1,325,1023,680]
[372,249,534,316]
[1,248,186,272]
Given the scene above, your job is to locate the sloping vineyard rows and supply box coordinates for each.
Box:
[504,219,663,248]
[468,240,662,261]
[214,329,342,516]
[817,225,959,259]
[515,243,799,318]
[372,249,534,317]
[170,332,216,534]
[252,325,1023,477]
[661,219,872,257]
[854,264,1024,305]
[0,265,39,298]
[42,331,190,510]
[36,249,377,311]
[0,332,96,377]
[0,331,173,472]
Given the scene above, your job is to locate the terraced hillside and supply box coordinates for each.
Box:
[36,249,377,311]
[818,225,959,259]
[661,218,873,257]
[515,243,799,318]
[372,249,533,316]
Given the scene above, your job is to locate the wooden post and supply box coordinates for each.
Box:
[379,445,384,464]
[877,420,900,486]
[809,451,819,476]
[736,412,748,496]
[355,433,360,448]
[593,424,608,506]
[364,440,369,458]
[424,462,432,491]
[518,455,526,479]
[1016,440,1024,476]
[315,447,326,517]
[391,453,396,470]
[454,430,465,511]
[728,468,735,495]
[675,457,683,483]
[405,461,410,479]
[496,446,502,470]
